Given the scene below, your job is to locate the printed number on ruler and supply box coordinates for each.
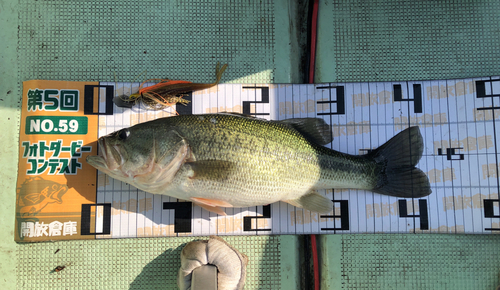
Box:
[243,205,271,232]
[80,203,111,235]
[316,85,345,115]
[320,199,349,232]
[242,86,270,116]
[438,147,465,160]
[163,202,192,233]
[398,199,429,231]
[393,84,422,113]
[83,85,114,115]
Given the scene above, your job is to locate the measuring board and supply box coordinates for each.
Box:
[15,77,500,242]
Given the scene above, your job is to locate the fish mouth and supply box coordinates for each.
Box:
[86,138,123,172]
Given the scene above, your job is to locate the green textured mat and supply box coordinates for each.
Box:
[17,0,279,83]
[17,236,284,289]
[321,235,500,290]
[316,0,500,82]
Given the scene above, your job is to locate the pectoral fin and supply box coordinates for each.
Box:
[191,197,232,216]
[284,191,333,214]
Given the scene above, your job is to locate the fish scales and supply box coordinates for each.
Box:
[153,114,322,205]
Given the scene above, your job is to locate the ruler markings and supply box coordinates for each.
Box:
[93,78,500,237]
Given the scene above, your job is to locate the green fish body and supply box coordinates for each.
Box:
[86,113,431,214]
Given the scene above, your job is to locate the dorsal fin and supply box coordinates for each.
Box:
[217,111,256,118]
[276,118,333,145]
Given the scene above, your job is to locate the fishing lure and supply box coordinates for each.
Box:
[117,62,228,111]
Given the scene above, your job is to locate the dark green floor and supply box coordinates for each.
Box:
[316,0,500,82]
[320,235,500,290]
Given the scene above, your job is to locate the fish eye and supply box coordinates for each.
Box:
[117,129,130,140]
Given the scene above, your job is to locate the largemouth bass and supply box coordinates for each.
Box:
[86,113,431,215]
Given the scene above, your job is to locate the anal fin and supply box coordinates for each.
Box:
[191,197,232,216]
[284,191,333,214]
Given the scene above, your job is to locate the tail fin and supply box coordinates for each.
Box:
[369,126,431,198]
